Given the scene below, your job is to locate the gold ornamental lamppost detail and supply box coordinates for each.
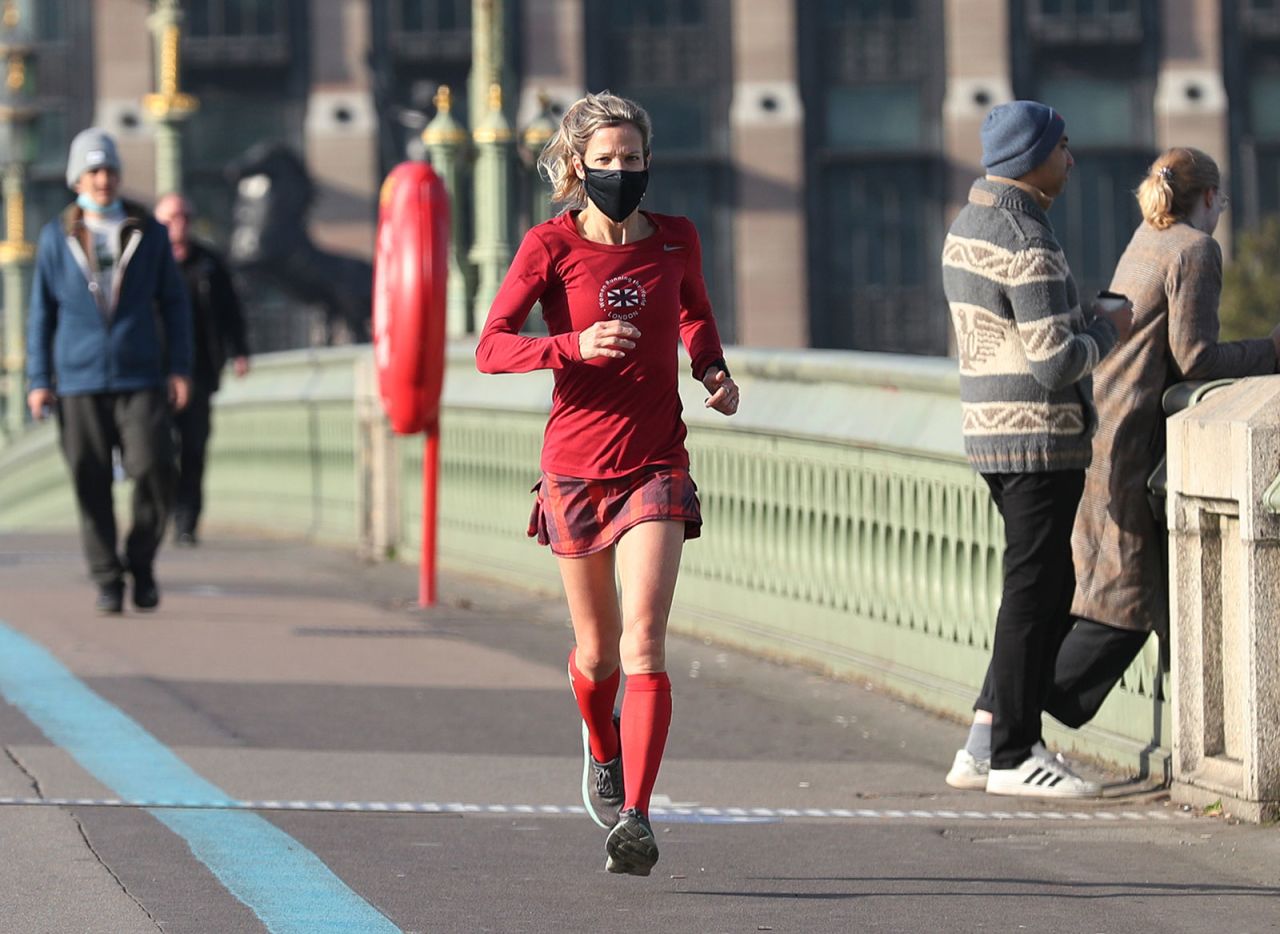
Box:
[0,0,37,436]
[143,0,198,196]
[470,83,513,328]
[421,85,475,337]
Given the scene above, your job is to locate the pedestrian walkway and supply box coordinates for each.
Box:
[1,532,1277,933]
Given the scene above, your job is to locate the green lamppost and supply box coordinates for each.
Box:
[0,0,37,436]
[521,91,556,228]
[143,0,198,196]
[470,83,513,328]
[422,85,474,338]
[468,0,509,143]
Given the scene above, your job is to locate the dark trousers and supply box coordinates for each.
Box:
[57,391,175,586]
[978,617,1151,729]
[173,389,212,536]
[980,470,1085,769]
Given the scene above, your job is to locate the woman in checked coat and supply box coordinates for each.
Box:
[1060,147,1280,725]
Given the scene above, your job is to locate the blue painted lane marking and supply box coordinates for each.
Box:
[0,622,400,934]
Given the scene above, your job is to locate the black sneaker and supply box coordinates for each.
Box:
[580,715,624,829]
[605,808,659,877]
[174,530,197,547]
[96,581,125,615]
[131,569,160,611]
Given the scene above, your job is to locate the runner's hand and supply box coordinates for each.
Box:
[579,321,640,361]
[703,368,739,416]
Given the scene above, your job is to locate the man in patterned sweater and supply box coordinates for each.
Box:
[941,101,1133,797]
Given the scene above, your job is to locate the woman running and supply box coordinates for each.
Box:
[476,91,738,876]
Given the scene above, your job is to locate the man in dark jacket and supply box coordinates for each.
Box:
[154,193,250,546]
[26,127,192,614]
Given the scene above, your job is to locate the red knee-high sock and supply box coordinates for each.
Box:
[568,650,620,763]
[620,671,672,815]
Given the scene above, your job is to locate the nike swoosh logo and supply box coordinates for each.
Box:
[663,244,683,252]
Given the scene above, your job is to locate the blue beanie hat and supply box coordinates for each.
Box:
[980,101,1065,179]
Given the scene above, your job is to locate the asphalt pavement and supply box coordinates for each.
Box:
[1,531,1277,934]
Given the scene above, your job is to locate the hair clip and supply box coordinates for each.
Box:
[1159,166,1175,181]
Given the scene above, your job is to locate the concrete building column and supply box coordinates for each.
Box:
[1166,376,1280,822]
[940,0,1013,222]
[516,0,583,129]
[728,0,806,348]
[1155,0,1232,254]
[304,0,378,260]
[93,0,156,201]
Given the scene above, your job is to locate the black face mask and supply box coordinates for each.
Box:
[583,167,649,223]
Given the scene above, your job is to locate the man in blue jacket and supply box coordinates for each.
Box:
[26,128,192,614]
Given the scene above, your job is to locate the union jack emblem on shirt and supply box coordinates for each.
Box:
[607,285,641,308]
[598,274,647,319]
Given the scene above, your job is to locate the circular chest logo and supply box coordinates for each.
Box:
[599,275,647,320]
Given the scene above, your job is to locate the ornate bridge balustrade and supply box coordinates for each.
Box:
[0,345,1167,775]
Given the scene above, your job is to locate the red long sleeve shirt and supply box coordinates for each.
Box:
[476,211,725,479]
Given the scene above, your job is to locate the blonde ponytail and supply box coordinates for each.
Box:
[1136,148,1220,230]
[536,91,652,210]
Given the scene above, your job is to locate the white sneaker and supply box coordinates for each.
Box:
[985,744,1102,798]
[945,748,990,790]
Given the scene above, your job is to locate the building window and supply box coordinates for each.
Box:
[1226,1,1280,230]
[385,0,471,60]
[26,1,93,228]
[184,0,292,65]
[1240,0,1280,33]
[181,1,309,243]
[585,0,736,341]
[1025,0,1143,42]
[801,0,946,355]
[1013,2,1157,304]
[370,0,472,177]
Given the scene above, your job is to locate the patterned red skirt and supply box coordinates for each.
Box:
[527,466,702,558]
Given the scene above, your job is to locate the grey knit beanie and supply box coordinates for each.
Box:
[65,128,122,189]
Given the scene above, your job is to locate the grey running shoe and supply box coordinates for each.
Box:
[581,716,624,829]
[605,808,659,877]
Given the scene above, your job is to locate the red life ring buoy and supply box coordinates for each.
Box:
[372,161,450,435]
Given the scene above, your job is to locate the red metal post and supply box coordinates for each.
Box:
[419,421,440,607]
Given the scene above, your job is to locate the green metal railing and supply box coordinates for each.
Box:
[0,344,1167,773]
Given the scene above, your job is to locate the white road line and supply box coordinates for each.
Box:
[0,796,1197,824]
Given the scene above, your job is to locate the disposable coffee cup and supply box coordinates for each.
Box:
[1095,290,1128,313]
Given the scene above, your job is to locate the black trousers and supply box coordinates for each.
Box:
[980,470,1085,769]
[977,616,1151,729]
[173,389,212,536]
[57,391,175,586]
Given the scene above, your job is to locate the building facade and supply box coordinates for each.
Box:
[21,0,1277,354]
